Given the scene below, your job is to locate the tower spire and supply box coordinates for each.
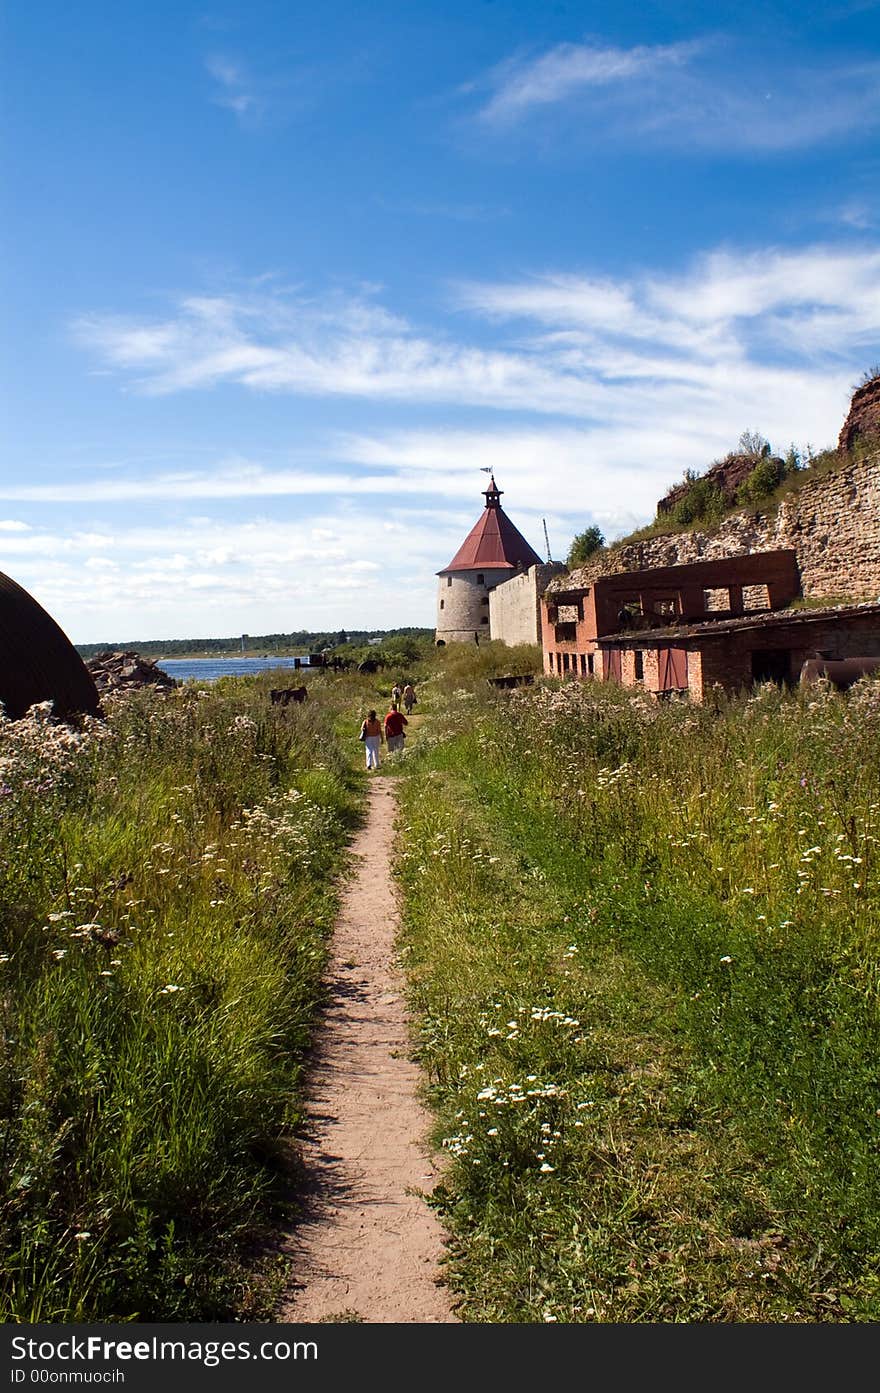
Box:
[482,473,503,509]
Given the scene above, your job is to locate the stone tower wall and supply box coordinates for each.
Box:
[436,567,508,643]
[560,452,880,601]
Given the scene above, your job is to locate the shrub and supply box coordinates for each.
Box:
[566,526,605,568]
[736,454,787,504]
[670,475,725,526]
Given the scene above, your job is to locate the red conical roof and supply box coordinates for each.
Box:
[439,476,543,574]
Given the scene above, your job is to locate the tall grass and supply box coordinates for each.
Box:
[0,675,358,1321]
[396,669,880,1321]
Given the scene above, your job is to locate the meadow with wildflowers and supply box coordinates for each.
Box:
[0,673,360,1320]
[397,659,880,1321]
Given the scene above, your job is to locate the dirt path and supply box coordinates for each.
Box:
[280,775,456,1324]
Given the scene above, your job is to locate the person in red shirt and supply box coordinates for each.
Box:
[384,702,408,754]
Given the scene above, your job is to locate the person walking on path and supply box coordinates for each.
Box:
[391,681,402,705]
[359,709,383,770]
[384,702,408,754]
[402,683,417,716]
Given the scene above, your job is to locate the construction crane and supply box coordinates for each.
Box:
[542,518,552,562]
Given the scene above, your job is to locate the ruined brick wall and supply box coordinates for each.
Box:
[490,562,567,646]
[563,452,880,601]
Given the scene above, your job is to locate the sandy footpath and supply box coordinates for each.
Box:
[280,775,456,1323]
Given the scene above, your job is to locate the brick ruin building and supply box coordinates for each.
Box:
[542,548,880,700]
[545,550,796,681]
[594,602,880,700]
[539,385,880,701]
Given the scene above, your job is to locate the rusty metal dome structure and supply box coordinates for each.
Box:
[0,570,99,720]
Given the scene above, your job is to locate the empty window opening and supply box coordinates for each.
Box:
[580,653,588,675]
[440,599,445,610]
[634,651,644,681]
[743,584,770,611]
[480,596,489,606]
[446,575,452,587]
[587,653,594,675]
[653,597,677,618]
[555,622,577,643]
[476,573,484,585]
[480,616,489,625]
[562,653,571,673]
[703,587,730,612]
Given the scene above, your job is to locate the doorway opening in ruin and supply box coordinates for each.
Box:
[751,649,792,685]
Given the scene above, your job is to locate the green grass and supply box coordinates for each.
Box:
[395,664,880,1321]
[0,674,364,1321]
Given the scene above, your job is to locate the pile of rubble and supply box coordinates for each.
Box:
[85,650,178,695]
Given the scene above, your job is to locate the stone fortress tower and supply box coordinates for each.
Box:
[435,475,543,644]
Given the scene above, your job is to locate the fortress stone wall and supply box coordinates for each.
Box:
[562,452,880,601]
[489,562,567,646]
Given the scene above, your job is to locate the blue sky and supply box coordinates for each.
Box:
[3,0,880,642]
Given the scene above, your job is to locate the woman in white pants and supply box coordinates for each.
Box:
[359,709,383,770]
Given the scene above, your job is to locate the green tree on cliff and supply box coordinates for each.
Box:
[566,525,605,568]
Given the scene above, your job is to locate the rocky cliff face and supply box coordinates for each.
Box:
[657,451,782,514]
[838,376,880,454]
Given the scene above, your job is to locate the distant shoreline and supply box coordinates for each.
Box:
[75,630,434,664]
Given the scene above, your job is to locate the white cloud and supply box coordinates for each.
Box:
[479,40,698,125]
[473,38,880,151]
[7,508,449,644]
[72,245,878,434]
[74,289,598,413]
[205,54,260,119]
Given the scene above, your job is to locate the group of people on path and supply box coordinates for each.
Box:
[392,682,417,715]
[359,682,417,770]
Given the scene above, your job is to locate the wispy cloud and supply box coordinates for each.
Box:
[472,38,880,151]
[72,288,603,415]
[479,40,698,125]
[73,245,879,436]
[205,53,261,120]
[836,200,877,230]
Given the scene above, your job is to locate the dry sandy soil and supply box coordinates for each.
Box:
[280,775,457,1323]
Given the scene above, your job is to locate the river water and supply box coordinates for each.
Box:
[159,656,311,684]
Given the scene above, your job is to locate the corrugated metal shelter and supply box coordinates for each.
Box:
[0,571,99,720]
